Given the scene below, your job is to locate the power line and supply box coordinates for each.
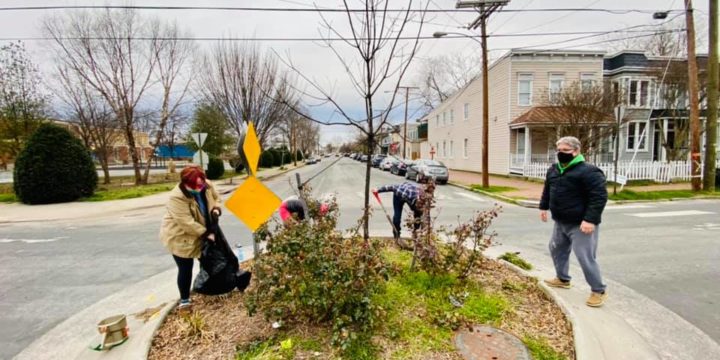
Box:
[0,5,685,14]
[500,29,686,52]
[0,29,676,43]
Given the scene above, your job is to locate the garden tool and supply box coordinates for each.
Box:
[372,191,400,239]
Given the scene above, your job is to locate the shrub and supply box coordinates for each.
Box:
[294,149,304,162]
[228,155,244,174]
[499,252,533,270]
[272,148,289,167]
[259,150,275,168]
[205,157,225,180]
[13,123,97,204]
[407,179,501,279]
[245,190,387,351]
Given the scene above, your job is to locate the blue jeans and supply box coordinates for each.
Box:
[392,193,422,239]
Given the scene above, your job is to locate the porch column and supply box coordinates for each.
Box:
[524,126,531,165]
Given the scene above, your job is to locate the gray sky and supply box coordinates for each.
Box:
[0,0,711,145]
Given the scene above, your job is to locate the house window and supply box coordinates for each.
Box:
[436,142,439,157]
[442,141,447,157]
[517,129,526,154]
[450,109,454,124]
[518,73,533,106]
[549,73,564,102]
[612,81,621,103]
[463,103,469,120]
[463,139,468,158]
[581,73,596,90]
[449,140,454,158]
[629,80,651,107]
[627,121,648,151]
[442,112,447,126]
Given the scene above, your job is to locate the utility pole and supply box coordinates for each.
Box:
[398,86,419,159]
[457,0,509,188]
[684,0,702,191]
[703,0,718,191]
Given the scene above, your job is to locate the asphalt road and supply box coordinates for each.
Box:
[1,157,718,358]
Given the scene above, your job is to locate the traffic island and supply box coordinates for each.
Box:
[147,245,573,360]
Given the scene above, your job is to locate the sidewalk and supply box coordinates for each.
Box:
[0,164,303,224]
[449,169,698,205]
[484,243,720,360]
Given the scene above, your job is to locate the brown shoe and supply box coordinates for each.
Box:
[586,291,608,307]
[544,277,571,289]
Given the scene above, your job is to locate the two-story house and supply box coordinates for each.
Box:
[427,49,605,174]
[604,50,715,164]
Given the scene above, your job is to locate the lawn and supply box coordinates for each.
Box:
[0,169,249,203]
[609,189,720,201]
[469,184,518,193]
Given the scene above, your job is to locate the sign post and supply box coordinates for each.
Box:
[613,106,625,195]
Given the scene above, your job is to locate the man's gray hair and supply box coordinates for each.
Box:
[556,136,581,150]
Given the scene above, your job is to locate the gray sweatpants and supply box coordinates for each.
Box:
[549,221,606,293]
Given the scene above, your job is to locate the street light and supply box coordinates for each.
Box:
[433,0,509,188]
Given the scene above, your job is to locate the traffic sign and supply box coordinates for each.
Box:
[191,133,208,148]
[192,150,209,169]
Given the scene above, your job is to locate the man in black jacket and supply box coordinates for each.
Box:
[540,136,608,307]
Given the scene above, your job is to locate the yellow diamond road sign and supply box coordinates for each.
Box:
[225,176,281,232]
[243,123,261,176]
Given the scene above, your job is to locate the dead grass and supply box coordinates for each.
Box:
[149,251,573,360]
[475,258,575,359]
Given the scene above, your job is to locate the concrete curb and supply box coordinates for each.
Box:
[13,245,259,360]
[495,258,583,360]
[447,181,541,208]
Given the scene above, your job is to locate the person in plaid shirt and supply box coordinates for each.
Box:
[372,182,423,240]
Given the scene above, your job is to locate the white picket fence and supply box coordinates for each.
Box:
[521,160,720,183]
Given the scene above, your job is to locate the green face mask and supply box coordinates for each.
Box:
[187,184,205,195]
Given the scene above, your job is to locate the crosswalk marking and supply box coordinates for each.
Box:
[605,204,654,210]
[629,210,715,218]
[454,192,487,202]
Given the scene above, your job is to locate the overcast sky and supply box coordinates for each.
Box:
[0,0,712,145]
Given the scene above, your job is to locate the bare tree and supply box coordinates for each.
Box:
[275,0,427,239]
[140,20,194,183]
[415,53,480,110]
[45,9,158,185]
[277,106,315,166]
[200,41,295,148]
[605,16,707,57]
[540,81,621,159]
[55,65,119,183]
[295,117,320,157]
[651,60,708,160]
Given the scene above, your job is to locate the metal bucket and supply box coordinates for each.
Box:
[97,314,128,350]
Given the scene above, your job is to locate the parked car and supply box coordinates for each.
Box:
[371,154,387,167]
[380,157,399,171]
[405,159,449,184]
[306,157,320,164]
[360,154,369,162]
[391,159,413,176]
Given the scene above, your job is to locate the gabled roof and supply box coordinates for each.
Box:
[509,106,614,128]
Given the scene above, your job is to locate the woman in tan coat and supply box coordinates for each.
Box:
[160,165,222,309]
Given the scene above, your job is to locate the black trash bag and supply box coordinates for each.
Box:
[193,224,252,295]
